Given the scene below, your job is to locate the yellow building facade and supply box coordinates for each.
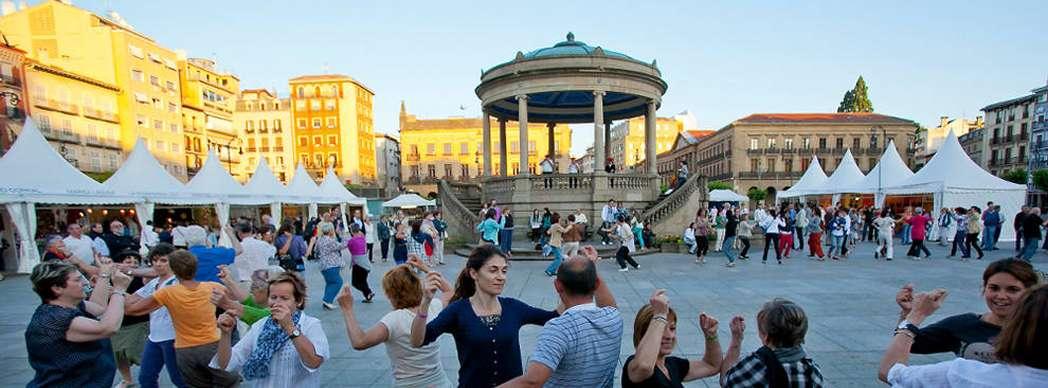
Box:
[234,89,294,182]
[609,114,690,170]
[289,74,376,183]
[399,102,571,191]
[179,57,241,179]
[25,62,123,173]
[0,0,187,178]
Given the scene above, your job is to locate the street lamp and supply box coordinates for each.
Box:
[870,126,887,205]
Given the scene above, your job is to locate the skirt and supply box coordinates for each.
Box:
[112,321,149,365]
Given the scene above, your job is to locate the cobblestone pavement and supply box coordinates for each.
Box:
[0,239,1043,387]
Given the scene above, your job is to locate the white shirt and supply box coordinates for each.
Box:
[568,163,579,173]
[602,205,617,223]
[211,314,330,388]
[141,228,159,248]
[574,212,588,224]
[171,226,189,247]
[540,159,554,173]
[134,275,179,342]
[62,235,95,263]
[887,359,1048,388]
[364,223,377,244]
[92,237,109,257]
[235,237,277,282]
[378,299,452,388]
[683,228,696,241]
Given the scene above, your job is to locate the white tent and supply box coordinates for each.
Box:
[317,168,367,226]
[185,150,245,246]
[778,155,829,199]
[103,138,203,242]
[709,189,749,202]
[382,193,436,208]
[845,140,914,206]
[285,164,327,220]
[0,119,135,272]
[885,131,1025,241]
[810,149,866,203]
[241,159,288,226]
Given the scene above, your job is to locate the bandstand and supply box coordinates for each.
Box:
[441,33,706,244]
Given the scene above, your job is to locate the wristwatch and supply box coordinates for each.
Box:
[895,320,920,336]
[289,326,302,339]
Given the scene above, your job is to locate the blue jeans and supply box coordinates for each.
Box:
[499,229,514,254]
[1020,238,1040,261]
[723,236,737,263]
[545,246,564,275]
[321,266,344,304]
[901,225,912,244]
[139,339,185,388]
[982,225,997,250]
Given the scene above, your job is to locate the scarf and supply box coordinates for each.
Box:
[242,311,303,380]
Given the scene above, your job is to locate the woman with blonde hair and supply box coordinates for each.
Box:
[337,255,454,387]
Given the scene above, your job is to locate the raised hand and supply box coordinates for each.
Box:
[699,312,719,337]
[896,283,915,315]
[217,311,237,333]
[909,288,948,324]
[209,286,231,308]
[729,316,745,341]
[110,270,132,291]
[270,304,292,328]
[579,245,600,262]
[217,265,232,281]
[336,284,354,310]
[423,271,442,299]
[649,289,669,316]
[407,254,430,273]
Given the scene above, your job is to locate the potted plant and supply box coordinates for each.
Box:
[658,235,683,253]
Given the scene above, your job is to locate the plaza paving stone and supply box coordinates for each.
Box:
[0,240,1043,387]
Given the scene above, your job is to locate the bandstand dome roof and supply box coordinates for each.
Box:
[477,33,667,124]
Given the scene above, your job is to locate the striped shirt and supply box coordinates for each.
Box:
[529,303,622,388]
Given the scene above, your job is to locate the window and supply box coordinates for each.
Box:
[444,164,453,178]
[511,141,518,153]
[153,120,163,130]
[295,100,306,110]
[129,45,144,58]
[835,138,844,149]
[443,143,452,155]
[765,138,776,149]
[802,138,811,149]
[852,138,860,150]
[297,118,306,128]
[274,120,282,131]
[749,138,758,150]
[818,137,827,149]
[166,80,175,91]
[300,154,309,165]
[170,123,178,133]
[784,158,793,172]
[167,102,177,112]
[313,136,321,145]
[325,100,335,111]
[427,165,436,178]
[766,158,776,172]
[297,87,304,98]
[261,138,269,150]
[783,138,794,149]
[528,141,536,155]
[426,144,436,155]
[156,140,166,151]
[275,138,283,149]
[328,135,337,145]
[1005,148,1013,163]
[870,136,878,149]
[149,75,159,86]
[312,118,321,128]
[310,100,320,110]
[801,158,809,171]
[246,121,254,132]
[247,138,256,149]
[326,117,336,128]
[328,154,338,167]
[260,120,268,132]
[460,142,469,155]
[132,70,144,82]
[314,154,324,168]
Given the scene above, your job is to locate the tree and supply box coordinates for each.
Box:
[84,171,115,183]
[836,76,874,113]
[708,181,732,191]
[747,187,767,202]
[1002,168,1027,184]
[1033,169,1048,192]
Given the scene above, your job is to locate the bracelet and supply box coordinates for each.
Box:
[705,333,719,342]
[416,312,428,320]
[650,315,668,324]
[111,290,127,297]
[893,328,916,339]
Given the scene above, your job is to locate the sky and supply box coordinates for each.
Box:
[72,0,1048,156]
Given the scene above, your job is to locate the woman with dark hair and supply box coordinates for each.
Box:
[476,208,503,246]
[529,209,542,243]
[392,223,409,265]
[892,259,1040,363]
[760,209,782,264]
[880,284,1048,386]
[408,245,570,386]
[275,221,307,272]
[408,220,435,265]
[347,224,376,303]
[26,261,132,387]
[693,209,711,264]
[543,213,572,277]
[213,272,329,387]
[337,256,454,387]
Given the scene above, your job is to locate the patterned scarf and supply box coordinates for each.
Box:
[242,311,303,380]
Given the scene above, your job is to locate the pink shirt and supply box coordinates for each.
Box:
[348,236,368,255]
[908,214,931,240]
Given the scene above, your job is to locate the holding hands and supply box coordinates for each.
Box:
[699,312,719,340]
[110,269,132,292]
[217,311,238,334]
[896,283,947,325]
[729,316,745,344]
[579,245,601,262]
[895,283,915,317]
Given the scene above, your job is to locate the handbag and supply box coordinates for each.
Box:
[277,254,296,271]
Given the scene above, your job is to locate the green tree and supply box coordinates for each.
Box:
[84,171,115,183]
[747,187,767,202]
[1002,168,1027,184]
[836,76,874,113]
[708,181,732,191]
[1033,169,1048,192]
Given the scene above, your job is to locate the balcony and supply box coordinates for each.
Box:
[0,74,20,87]
[33,98,78,115]
[273,146,284,152]
[781,147,798,154]
[765,147,780,153]
[989,159,999,167]
[1006,134,1014,143]
[815,147,830,154]
[82,107,119,124]
[745,148,764,155]
[992,137,1000,145]
[406,153,420,162]
[737,171,804,180]
[57,131,81,144]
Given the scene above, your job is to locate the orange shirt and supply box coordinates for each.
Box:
[152,282,224,348]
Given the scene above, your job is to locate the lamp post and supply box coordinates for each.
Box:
[870,126,887,205]
[0,91,21,156]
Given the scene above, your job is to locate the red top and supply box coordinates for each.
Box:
[907,214,932,240]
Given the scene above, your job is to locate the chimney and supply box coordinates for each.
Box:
[939,116,948,128]
[1,1,14,16]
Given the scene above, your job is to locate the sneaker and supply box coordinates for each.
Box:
[777,260,783,264]
[726,262,736,267]
[322,302,336,310]
[886,257,893,261]
[634,265,641,270]
[363,293,375,304]
[618,267,629,272]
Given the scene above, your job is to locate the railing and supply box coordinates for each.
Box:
[482,176,516,198]
[34,98,78,114]
[738,171,804,179]
[746,149,763,155]
[438,179,480,239]
[781,147,798,154]
[83,107,119,123]
[529,174,595,191]
[641,173,705,227]
[1,74,20,86]
[608,174,653,190]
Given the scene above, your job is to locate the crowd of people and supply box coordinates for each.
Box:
[19,196,1048,387]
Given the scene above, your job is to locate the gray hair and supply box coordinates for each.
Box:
[757,298,808,348]
[46,236,64,249]
[318,222,335,235]
[182,225,208,247]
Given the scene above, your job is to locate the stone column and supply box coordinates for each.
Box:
[482,109,492,176]
[645,99,658,175]
[516,94,529,176]
[593,90,606,172]
[498,119,508,176]
[604,121,612,165]
[547,122,556,162]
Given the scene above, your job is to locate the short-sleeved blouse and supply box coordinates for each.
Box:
[314,235,344,270]
[26,302,116,388]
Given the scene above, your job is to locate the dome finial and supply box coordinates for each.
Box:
[566,32,574,41]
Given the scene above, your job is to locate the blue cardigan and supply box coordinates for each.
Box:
[423,296,558,387]
[476,218,504,243]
